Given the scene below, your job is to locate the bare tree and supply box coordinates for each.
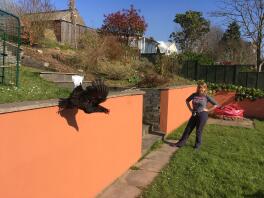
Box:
[0,0,20,14]
[200,26,224,54]
[214,0,264,71]
[16,0,55,45]
[16,0,54,14]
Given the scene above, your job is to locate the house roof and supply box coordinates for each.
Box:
[22,9,85,26]
[138,37,159,46]
[145,37,159,44]
[158,41,179,54]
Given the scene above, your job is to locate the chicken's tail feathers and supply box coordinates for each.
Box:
[92,79,109,100]
[72,75,84,87]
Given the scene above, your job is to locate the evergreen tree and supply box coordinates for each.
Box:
[170,10,210,52]
[222,21,241,42]
[219,21,242,63]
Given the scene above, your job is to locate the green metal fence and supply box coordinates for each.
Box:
[0,9,21,86]
[182,61,264,89]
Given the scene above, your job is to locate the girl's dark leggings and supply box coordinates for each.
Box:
[178,111,208,147]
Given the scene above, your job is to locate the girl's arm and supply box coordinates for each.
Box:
[204,95,219,112]
[185,93,194,113]
[186,100,193,113]
[204,105,218,112]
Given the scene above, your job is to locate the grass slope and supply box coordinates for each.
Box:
[0,66,71,104]
[142,121,264,198]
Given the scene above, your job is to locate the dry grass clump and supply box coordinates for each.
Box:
[70,31,147,81]
[137,74,169,88]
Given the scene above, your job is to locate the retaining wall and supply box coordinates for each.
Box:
[213,91,264,119]
[0,91,144,198]
[159,85,197,134]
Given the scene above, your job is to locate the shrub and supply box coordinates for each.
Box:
[137,74,169,88]
[78,32,124,61]
[156,53,182,76]
[96,60,134,80]
[86,60,133,80]
[102,36,125,60]
[207,82,264,101]
[76,32,147,80]
[178,52,214,65]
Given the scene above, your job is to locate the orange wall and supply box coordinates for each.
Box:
[0,95,143,198]
[214,91,264,118]
[160,86,196,134]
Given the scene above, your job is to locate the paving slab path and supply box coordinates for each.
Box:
[207,117,254,129]
[97,143,178,198]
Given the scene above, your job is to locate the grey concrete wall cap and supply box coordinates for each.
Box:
[0,91,145,114]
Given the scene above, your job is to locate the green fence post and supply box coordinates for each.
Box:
[0,9,21,86]
[214,65,217,83]
[206,65,208,81]
[256,72,259,89]
[2,33,6,84]
[186,61,189,78]
[233,65,238,85]
[246,72,249,87]
[194,60,199,80]
[15,16,21,87]
[223,66,226,83]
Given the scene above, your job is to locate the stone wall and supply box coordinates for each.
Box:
[141,88,161,132]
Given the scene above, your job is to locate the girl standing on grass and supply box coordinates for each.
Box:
[174,82,219,150]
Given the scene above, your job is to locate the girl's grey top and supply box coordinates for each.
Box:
[186,93,218,113]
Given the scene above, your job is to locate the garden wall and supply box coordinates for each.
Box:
[213,91,264,119]
[0,91,144,198]
[160,85,197,134]
[141,88,161,131]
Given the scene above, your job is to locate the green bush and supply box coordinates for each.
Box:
[178,52,214,65]
[207,82,264,101]
[128,73,141,85]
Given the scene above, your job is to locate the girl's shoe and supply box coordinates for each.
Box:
[174,141,185,147]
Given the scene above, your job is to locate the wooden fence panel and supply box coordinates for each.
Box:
[237,72,247,87]
[225,66,235,84]
[215,66,225,83]
[60,21,90,46]
[181,61,264,89]
[197,65,207,80]
[206,66,215,82]
[181,62,188,78]
[257,72,264,89]
[187,61,196,79]
[247,72,258,88]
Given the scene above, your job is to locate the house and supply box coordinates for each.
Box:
[137,37,159,54]
[158,41,179,55]
[22,7,95,45]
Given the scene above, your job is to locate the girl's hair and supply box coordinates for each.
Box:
[196,81,208,95]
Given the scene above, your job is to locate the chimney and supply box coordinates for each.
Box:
[69,0,76,23]
[69,0,77,48]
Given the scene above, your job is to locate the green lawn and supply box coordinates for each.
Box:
[0,66,71,104]
[141,120,264,198]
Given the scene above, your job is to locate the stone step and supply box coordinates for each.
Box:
[142,124,150,136]
[0,63,16,68]
[50,81,92,89]
[40,72,83,82]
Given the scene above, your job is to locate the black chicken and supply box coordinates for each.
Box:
[59,79,109,114]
